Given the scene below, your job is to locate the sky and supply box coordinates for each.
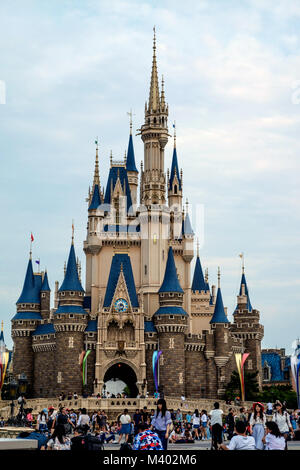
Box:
[0,0,300,352]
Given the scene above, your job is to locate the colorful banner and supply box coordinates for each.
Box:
[152,350,162,392]
[235,353,249,401]
[82,350,91,386]
[291,342,300,408]
[0,351,10,391]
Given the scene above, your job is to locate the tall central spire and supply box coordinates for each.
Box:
[148,26,160,113]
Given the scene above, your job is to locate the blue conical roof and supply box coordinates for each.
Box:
[88,184,102,211]
[159,247,184,294]
[238,272,252,311]
[210,287,229,324]
[41,271,50,291]
[17,258,40,304]
[58,244,84,292]
[126,134,138,172]
[169,147,182,190]
[192,256,207,292]
[182,213,193,236]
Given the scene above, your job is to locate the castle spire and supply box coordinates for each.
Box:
[126,113,138,173]
[93,138,100,189]
[159,246,184,293]
[148,26,160,113]
[16,254,40,304]
[58,238,84,293]
[191,242,206,293]
[210,268,229,324]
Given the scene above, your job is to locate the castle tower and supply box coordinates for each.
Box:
[231,264,264,389]
[11,252,42,395]
[168,128,182,210]
[53,235,88,395]
[209,269,230,398]
[126,115,138,207]
[140,28,169,206]
[190,242,214,334]
[153,246,188,396]
[40,270,51,322]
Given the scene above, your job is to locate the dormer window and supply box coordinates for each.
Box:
[69,314,74,318]
[70,291,75,296]
[169,315,174,319]
[41,293,45,298]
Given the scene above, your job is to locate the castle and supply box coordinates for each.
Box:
[11,31,264,399]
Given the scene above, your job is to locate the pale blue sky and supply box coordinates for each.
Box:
[1,0,300,352]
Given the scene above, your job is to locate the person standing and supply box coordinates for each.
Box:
[118,409,132,444]
[37,410,48,433]
[192,409,201,440]
[200,410,208,440]
[249,402,266,450]
[226,408,235,440]
[266,401,273,416]
[272,402,294,450]
[151,398,172,450]
[77,408,90,434]
[133,409,142,435]
[209,402,224,450]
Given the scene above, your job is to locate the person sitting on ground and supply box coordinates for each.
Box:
[70,427,86,451]
[169,425,184,443]
[133,422,163,450]
[262,421,285,450]
[220,421,256,450]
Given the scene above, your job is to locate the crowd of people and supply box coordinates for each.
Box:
[1,397,299,451]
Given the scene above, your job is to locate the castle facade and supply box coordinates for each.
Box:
[11,32,264,399]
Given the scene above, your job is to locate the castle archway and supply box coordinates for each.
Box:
[103,362,138,398]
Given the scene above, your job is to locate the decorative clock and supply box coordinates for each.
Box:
[114,298,128,312]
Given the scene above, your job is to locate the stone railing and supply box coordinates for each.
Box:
[0,396,267,420]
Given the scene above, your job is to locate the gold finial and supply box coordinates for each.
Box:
[72,220,74,244]
[110,150,113,166]
[153,25,156,50]
[218,266,221,288]
[148,26,159,112]
[196,237,200,257]
[1,320,3,332]
[124,149,127,164]
[239,252,245,273]
[173,121,176,148]
[64,261,67,276]
[161,75,166,108]
[205,268,209,284]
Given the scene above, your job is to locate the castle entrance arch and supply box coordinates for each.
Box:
[103,362,138,398]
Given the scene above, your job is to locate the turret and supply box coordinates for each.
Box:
[53,233,88,395]
[126,113,138,207]
[168,126,182,209]
[231,260,264,388]
[40,270,51,321]
[12,252,42,396]
[210,268,230,398]
[153,246,188,396]
[140,28,169,205]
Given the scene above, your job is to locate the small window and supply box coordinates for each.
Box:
[174,185,177,194]
[69,314,74,318]
[31,304,34,308]
[144,265,147,275]
[41,293,46,298]
[169,315,174,319]
[181,316,185,320]
[19,321,23,325]
[70,291,75,296]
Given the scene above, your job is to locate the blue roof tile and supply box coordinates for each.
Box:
[103,253,139,308]
[210,288,229,324]
[169,147,182,191]
[41,271,50,291]
[58,244,84,293]
[12,311,42,321]
[126,134,138,172]
[144,320,157,332]
[54,305,87,315]
[88,184,102,211]
[32,323,55,336]
[17,259,40,304]
[85,320,97,332]
[104,166,133,212]
[154,306,188,316]
[261,353,285,382]
[191,256,207,293]
[159,247,184,294]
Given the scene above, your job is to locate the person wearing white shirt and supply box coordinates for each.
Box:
[191,409,200,440]
[220,421,255,450]
[249,402,266,450]
[209,402,224,450]
[262,421,285,450]
[272,402,294,449]
[200,410,208,440]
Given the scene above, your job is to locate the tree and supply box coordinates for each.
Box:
[260,385,297,409]
[225,370,260,401]
[123,385,131,397]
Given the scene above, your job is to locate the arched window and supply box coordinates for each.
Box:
[174,185,177,194]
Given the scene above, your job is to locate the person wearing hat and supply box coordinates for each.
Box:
[249,402,266,450]
[272,402,294,450]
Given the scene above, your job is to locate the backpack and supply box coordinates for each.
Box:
[84,434,104,451]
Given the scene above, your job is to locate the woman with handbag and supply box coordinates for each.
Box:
[272,402,294,450]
